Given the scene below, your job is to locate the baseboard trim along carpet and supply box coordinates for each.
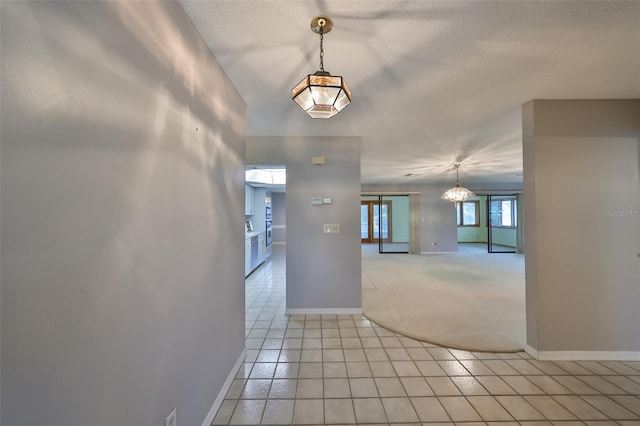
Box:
[535,350,640,361]
[285,308,364,315]
[420,251,457,254]
[363,312,523,353]
[201,348,247,426]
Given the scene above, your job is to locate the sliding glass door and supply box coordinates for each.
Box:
[487,195,517,253]
[361,195,409,253]
[378,195,409,253]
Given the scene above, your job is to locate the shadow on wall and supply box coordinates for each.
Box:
[2,2,245,426]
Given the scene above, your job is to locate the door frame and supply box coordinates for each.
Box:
[361,199,392,243]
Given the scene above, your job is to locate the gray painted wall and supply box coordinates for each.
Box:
[247,136,362,311]
[523,99,640,354]
[1,2,246,425]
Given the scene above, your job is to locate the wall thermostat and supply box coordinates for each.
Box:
[311,197,323,205]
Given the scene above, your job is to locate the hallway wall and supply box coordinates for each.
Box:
[247,136,362,313]
[523,99,640,358]
[1,2,246,425]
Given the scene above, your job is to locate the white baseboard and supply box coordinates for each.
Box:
[524,344,539,359]
[285,308,363,315]
[201,348,246,426]
[527,348,640,361]
[420,251,456,255]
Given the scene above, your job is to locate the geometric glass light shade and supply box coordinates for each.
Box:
[292,71,351,119]
[292,16,351,119]
[292,71,351,118]
[441,164,475,202]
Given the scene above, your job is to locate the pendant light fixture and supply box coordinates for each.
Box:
[441,164,475,203]
[292,16,351,119]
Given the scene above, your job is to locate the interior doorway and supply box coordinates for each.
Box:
[244,166,285,279]
[360,199,391,243]
[361,195,410,253]
[456,194,522,254]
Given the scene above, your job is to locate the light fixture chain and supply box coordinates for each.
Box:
[293,16,351,119]
[319,32,325,71]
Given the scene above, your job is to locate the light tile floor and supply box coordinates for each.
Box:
[212,246,640,425]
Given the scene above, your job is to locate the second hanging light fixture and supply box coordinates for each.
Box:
[441,164,476,203]
[292,16,351,119]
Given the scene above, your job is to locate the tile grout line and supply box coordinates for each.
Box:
[215,248,640,425]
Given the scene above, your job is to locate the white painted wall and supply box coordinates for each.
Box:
[523,99,640,356]
[1,2,246,425]
[247,136,362,312]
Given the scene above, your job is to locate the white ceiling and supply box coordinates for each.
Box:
[180,1,640,186]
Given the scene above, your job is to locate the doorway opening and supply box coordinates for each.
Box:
[361,195,410,253]
[456,194,522,253]
[244,165,285,279]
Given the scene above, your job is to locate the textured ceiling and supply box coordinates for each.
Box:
[180,1,640,186]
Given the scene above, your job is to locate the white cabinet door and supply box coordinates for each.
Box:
[245,238,252,277]
[258,233,266,263]
[245,185,255,216]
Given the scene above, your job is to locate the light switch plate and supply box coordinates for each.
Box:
[322,198,332,204]
[323,224,340,233]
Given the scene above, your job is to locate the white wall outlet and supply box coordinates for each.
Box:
[166,407,176,426]
[323,224,340,233]
[322,198,332,204]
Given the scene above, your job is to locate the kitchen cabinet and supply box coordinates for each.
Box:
[245,185,255,216]
[258,233,266,264]
[250,235,259,270]
[244,237,252,277]
[245,231,268,277]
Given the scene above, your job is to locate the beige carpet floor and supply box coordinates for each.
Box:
[362,243,525,352]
